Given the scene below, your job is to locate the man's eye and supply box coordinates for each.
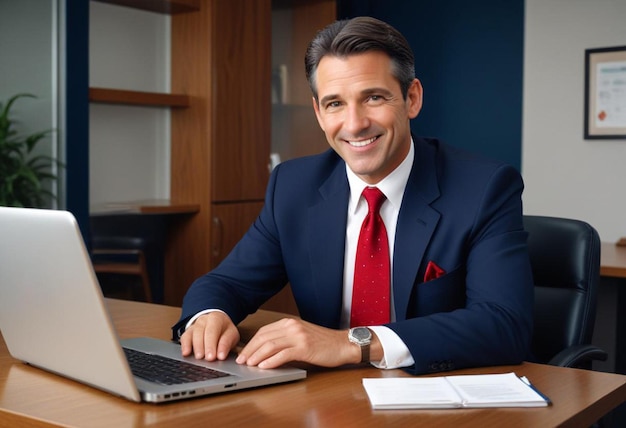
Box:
[368,95,383,102]
[326,101,341,109]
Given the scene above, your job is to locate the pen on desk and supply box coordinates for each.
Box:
[520,375,552,405]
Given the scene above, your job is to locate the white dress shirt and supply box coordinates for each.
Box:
[342,141,415,369]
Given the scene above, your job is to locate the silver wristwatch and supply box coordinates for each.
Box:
[348,327,372,363]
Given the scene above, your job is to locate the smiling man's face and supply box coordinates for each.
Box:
[312,51,422,184]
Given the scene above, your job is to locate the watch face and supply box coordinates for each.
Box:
[351,327,371,342]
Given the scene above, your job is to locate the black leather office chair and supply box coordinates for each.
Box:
[524,215,607,368]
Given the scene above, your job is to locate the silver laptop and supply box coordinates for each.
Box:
[0,207,305,403]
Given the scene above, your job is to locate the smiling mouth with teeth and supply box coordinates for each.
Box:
[347,136,378,147]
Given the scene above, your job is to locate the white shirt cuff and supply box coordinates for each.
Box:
[368,325,415,369]
[185,309,227,331]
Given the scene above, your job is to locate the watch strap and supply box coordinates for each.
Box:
[349,327,372,363]
[360,342,370,363]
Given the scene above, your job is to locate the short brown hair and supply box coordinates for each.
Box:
[305,17,415,101]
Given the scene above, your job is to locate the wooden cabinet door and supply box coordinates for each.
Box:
[210,202,264,267]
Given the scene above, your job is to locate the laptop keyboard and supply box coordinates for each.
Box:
[124,347,230,385]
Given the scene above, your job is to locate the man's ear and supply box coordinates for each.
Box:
[406,78,423,119]
[312,97,325,131]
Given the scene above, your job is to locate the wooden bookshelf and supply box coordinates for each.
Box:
[91,0,200,14]
[89,87,190,108]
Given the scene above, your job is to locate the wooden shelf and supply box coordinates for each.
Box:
[89,87,190,108]
[90,199,200,215]
[91,0,200,14]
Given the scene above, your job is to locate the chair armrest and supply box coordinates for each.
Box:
[548,344,608,368]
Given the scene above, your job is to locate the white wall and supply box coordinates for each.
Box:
[89,2,170,206]
[0,0,55,142]
[0,0,59,205]
[523,0,626,242]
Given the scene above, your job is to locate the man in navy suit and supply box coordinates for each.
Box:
[172,17,533,375]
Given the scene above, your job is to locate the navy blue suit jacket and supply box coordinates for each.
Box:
[174,137,534,375]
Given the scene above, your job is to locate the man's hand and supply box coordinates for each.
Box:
[235,318,367,369]
[180,311,240,361]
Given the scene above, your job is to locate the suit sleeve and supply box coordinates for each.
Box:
[172,166,288,339]
[388,164,534,375]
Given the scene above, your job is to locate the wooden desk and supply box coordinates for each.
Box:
[1,299,625,427]
[601,242,626,279]
[599,243,626,380]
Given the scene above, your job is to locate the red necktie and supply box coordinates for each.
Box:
[350,187,390,327]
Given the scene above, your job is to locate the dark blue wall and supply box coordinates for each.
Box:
[337,0,524,170]
[65,1,90,240]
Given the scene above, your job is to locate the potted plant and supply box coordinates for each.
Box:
[0,93,59,208]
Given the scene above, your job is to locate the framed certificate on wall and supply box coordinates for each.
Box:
[584,46,626,139]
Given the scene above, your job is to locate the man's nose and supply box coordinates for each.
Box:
[343,104,370,134]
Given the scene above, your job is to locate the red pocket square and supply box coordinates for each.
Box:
[424,261,445,282]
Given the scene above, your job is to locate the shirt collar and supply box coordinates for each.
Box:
[346,139,414,214]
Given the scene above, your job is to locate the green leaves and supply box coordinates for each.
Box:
[0,93,59,208]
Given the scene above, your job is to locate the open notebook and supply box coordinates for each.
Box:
[0,207,305,403]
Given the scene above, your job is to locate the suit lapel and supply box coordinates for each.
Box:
[307,163,349,328]
[393,139,441,321]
